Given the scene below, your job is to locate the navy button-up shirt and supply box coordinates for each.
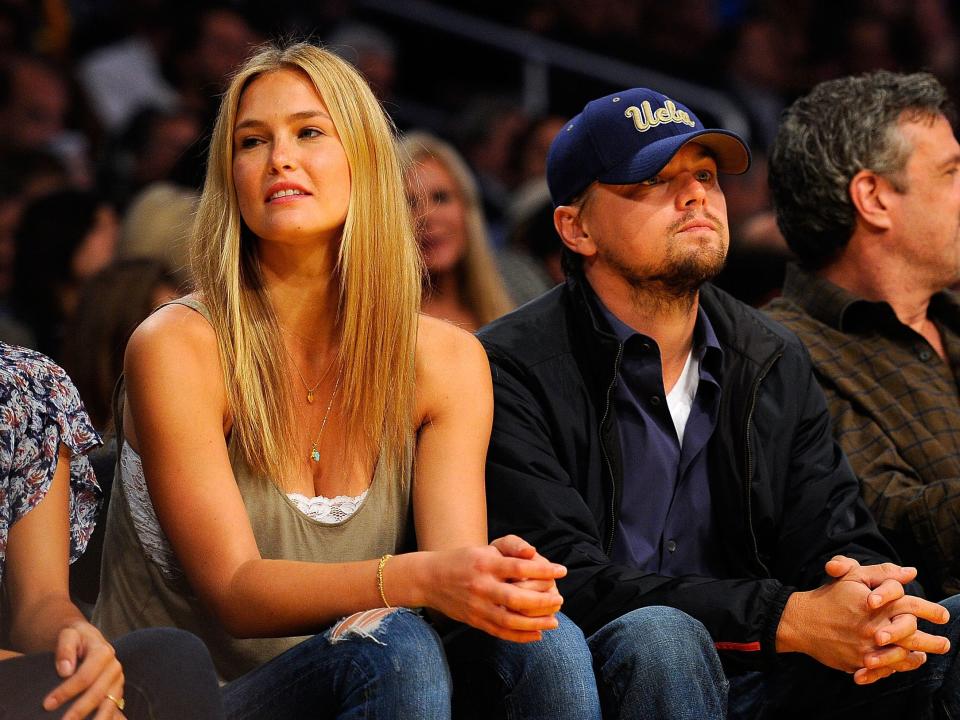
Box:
[599,300,726,578]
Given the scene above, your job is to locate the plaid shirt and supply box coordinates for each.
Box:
[766,263,960,597]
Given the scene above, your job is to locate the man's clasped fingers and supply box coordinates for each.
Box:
[853,650,926,685]
[825,556,917,589]
[866,578,905,609]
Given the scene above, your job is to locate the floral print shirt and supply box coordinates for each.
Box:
[0,343,101,588]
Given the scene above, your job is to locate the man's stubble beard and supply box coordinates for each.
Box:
[605,210,728,313]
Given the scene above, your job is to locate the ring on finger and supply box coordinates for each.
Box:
[105,693,125,711]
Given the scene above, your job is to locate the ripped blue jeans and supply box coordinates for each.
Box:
[222,607,451,719]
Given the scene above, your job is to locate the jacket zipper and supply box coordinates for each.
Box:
[599,342,625,556]
[743,350,782,577]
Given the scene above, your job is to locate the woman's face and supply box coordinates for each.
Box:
[232,68,351,248]
[72,205,118,280]
[406,157,468,275]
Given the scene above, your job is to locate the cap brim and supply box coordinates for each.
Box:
[599,129,751,185]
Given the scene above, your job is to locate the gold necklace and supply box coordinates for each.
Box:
[309,364,343,463]
[281,340,336,404]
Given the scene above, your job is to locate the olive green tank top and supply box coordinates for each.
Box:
[93,298,414,681]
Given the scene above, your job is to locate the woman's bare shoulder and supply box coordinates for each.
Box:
[126,297,221,379]
[414,314,491,420]
[415,313,487,368]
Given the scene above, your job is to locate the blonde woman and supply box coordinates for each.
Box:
[92,42,599,719]
[402,131,531,331]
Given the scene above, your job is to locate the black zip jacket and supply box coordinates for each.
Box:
[478,276,898,671]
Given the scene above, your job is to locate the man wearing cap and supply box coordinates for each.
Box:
[478,87,960,718]
[765,71,960,603]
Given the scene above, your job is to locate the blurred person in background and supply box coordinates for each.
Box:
[97,106,202,212]
[168,5,262,127]
[61,259,177,433]
[402,131,548,331]
[0,54,92,187]
[10,190,118,360]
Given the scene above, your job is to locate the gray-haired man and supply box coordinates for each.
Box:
[766,71,960,601]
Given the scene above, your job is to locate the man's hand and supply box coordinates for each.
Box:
[822,556,950,683]
[777,556,949,684]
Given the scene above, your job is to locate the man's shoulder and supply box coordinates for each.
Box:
[763,294,825,334]
[477,283,573,367]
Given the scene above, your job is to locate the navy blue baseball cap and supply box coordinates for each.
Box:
[546,88,751,206]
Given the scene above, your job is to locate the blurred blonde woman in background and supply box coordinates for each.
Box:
[402,131,548,331]
[93,42,599,719]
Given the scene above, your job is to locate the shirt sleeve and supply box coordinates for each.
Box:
[2,345,102,567]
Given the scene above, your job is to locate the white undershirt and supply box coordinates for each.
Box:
[664,350,700,446]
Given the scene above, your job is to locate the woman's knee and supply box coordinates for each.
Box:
[326,608,452,711]
[113,627,224,718]
[114,627,217,678]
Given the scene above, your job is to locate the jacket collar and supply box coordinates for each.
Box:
[568,273,785,373]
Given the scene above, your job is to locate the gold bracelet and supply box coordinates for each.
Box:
[377,554,393,608]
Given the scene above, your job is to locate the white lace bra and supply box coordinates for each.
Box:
[285,490,369,523]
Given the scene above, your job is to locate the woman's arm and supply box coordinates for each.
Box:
[6,446,124,718]
[395,316,565,639]
[410,315,493,551]
[126,306,564,640]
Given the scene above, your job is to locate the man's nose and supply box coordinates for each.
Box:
[675,172,708,209]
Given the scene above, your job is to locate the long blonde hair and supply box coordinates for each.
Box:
[400,131,513,326]
[191,42,421,486]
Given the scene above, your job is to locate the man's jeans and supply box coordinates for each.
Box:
[446,611,602,719]
[587,606,729,720]
[224,608,603,719]
[581,595,960,720]
[728,593,960,719]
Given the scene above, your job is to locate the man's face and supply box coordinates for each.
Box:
[885,115,960,290]
[2,62,67,151]
[579,142,729,297]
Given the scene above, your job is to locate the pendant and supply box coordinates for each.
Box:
[307,390,315,404]
[310,446,321,462]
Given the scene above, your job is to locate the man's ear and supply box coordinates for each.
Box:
[849,169,895,232]
[554,203,598,260]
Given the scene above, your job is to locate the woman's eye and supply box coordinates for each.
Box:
[238,136,262,149]
[300,127,323,139]
[431,190,452,204]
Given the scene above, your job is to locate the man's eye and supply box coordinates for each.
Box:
[640,176,661,186]
[695,170,714,182]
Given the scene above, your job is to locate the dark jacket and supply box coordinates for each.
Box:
[478,276,897,671]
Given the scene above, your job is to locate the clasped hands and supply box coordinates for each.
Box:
[777,555,950,685]
[430,535,566,644]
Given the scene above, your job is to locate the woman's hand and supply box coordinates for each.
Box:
[415,536,567,643]
[42,620,125,719]
[491,535,564,616]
